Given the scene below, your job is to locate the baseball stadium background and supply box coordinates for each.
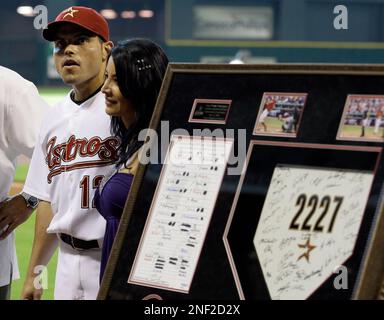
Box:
[3,0,384,299]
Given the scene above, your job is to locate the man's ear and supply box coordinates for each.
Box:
[102,41,114,61]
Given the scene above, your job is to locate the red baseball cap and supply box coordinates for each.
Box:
[43,6,109,42]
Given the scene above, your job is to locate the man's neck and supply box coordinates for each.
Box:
[71,82,103,105]
[72,73,104,102]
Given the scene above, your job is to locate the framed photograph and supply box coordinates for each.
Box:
[253,92,307,137]
[98,64,384,300]
[337,95,384,142]
[224,140,384,300]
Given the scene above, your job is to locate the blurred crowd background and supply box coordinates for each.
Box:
[2,0,384,87]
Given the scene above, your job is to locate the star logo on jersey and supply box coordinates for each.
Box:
[62,7,79,19]
[297,237,316,263]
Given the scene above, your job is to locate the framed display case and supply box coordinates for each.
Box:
[225,141,381,299]
[98,64,384,300]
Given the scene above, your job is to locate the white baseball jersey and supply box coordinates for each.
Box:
[0,66,49,287]
[23,91,119,241]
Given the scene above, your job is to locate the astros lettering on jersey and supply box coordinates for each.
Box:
[46,135,119,183]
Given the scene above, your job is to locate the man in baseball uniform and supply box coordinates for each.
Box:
[374,104,384,135]
[0,66,49,299]
[0,7,119,300]
[360,106,370,138]
[259,96,276,132]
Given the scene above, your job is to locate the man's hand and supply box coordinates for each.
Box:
[0,195,33,239]
[21,201,56,301]
[21,274,43,300]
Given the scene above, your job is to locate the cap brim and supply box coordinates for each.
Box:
[42,20,105,41]
[43,21,69,41]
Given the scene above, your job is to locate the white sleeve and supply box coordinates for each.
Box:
[22,124,51,202]
[5,82,49,158]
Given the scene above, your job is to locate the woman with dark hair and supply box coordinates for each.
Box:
[94,38,169,281]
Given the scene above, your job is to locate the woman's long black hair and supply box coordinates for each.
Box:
[110,38,169,168]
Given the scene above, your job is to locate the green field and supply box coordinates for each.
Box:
[12,214,58,300]
[38,87,70,105]
[10,88,68,300]
[13,164,28,183]
[340,124,384,139]
[256,116,288,133]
